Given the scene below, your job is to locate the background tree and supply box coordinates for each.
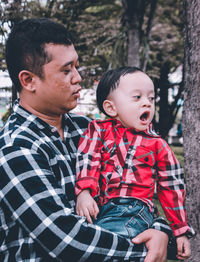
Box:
[182,0,200,261]
[121,0,158,69]
[121,0,184,138]
[0,0,185,138]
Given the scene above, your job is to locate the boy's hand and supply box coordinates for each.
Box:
[176,235,191,260]
[76,189,99,224]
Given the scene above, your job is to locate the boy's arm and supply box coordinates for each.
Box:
[75,120,103,198]
[76,189,99,223]
[176,235,191,260]
[156,139,195,237]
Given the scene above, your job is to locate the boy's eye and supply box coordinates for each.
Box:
[133,95,140,100]
[149,96,155,101]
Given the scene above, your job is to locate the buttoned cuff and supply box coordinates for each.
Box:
[171,222,196,238]
[151,216,173,239]
[75,177,99,197]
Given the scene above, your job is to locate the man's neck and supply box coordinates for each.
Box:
[20,100,64,140]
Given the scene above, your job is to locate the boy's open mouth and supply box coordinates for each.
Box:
[140,111,150,122]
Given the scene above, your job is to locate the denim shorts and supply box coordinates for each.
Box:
[94,198,153,239]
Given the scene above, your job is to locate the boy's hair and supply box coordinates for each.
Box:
[96,66,143,116]
[5,18,73,92]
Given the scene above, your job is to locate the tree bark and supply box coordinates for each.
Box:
[141,0,158,71]
[122,0,144,67]
[182,1,200,261]
[158,61,171,138]
[127,28,140,67]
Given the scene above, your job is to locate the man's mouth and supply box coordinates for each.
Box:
[72,87,81,97]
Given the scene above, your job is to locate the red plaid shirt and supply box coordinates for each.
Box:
[75,119,191,236]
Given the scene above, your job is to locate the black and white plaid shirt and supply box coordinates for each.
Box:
[0,99,172,261]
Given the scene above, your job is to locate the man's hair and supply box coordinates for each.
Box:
[96,66,143,116]
[5,18,73,92]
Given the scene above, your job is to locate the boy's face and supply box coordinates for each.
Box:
[106,71,155,131]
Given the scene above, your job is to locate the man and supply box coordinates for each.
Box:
[0,18,171,261]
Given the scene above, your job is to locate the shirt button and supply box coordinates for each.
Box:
[144,157,149,162]
[51,127,57,132]
[128,205,132,209]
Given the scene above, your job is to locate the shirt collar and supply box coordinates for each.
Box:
[13,99,66,132]
[103,118,160,138]
[13,99,83,140]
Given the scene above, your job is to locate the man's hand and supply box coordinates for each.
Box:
[176,235,191,260]
[76,189,99,224]
[132,229,168,262]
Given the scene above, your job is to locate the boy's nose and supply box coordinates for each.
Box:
[142,97,151,107]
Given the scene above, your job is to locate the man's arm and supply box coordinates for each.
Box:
[133,229,168,262]
[0,145,146,261]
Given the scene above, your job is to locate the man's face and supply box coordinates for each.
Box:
[33,43,81,115]
[108,71,155,131]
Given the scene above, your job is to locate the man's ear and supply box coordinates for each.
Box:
[18,70,36,92]
[103,99,118,118]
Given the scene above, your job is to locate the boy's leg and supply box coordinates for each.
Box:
[95,198,178,260]
[94,198,153,239]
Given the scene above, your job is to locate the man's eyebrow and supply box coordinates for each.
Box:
[61,61,73,68]
[61,60,79,68]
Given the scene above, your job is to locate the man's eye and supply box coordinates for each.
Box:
[63,69,70,74]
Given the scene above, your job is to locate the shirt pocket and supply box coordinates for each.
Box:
[123,146,155,185]
[133,146,155,167]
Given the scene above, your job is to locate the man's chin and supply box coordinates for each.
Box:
[64,103,78,113]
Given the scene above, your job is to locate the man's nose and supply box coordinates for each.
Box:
[72,68,82,83]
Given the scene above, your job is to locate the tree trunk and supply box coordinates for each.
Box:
[158,61,171,138]
[122,0,158,69]
[122,0,141,67]
[127,28,140,67]
[141,0,158,71]
[182,1,200,261]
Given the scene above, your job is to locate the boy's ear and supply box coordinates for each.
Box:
[103,99,118,118]
[18,70,36,92]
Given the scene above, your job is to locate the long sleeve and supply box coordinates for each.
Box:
[75,120,103,197]
[0,144,145,262]
[156,139,194,237]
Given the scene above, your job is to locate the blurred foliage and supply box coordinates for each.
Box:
[0,0,185,134]
[170,145,184,167]
[0,0,184,83]
[1,106,12,123]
